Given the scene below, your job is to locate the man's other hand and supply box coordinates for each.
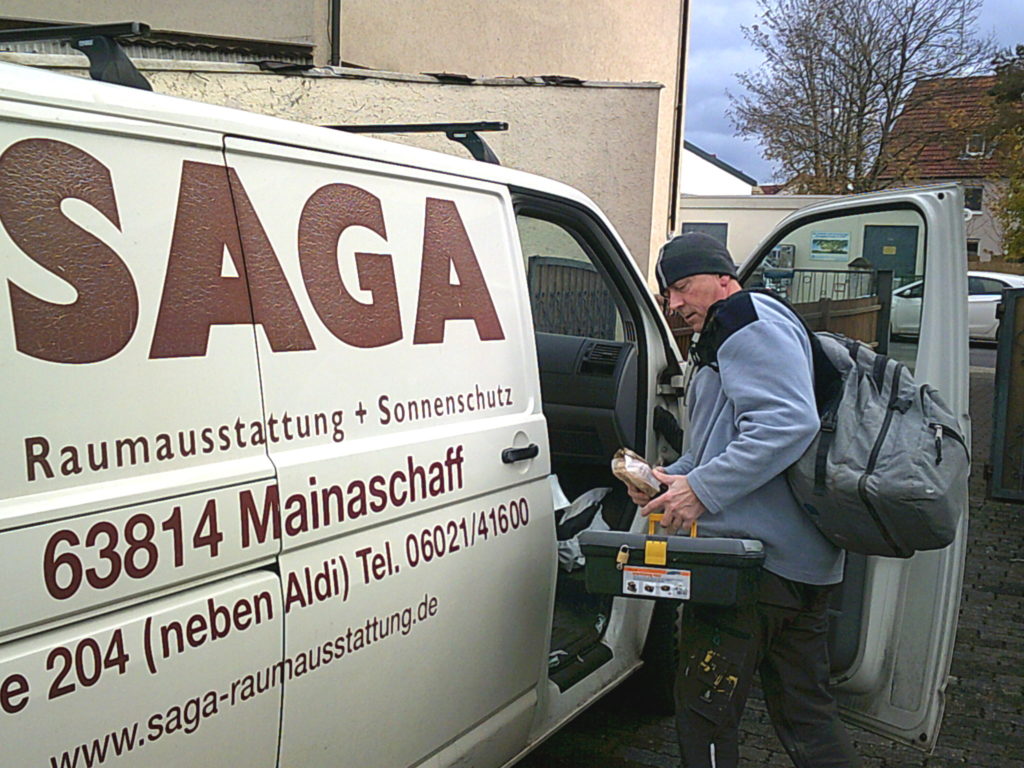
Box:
[641,469,706,535]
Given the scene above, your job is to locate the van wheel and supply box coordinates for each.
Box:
[631,600,680,714]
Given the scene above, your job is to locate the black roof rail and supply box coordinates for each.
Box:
[329,121,508,165]
[0,22,152,91]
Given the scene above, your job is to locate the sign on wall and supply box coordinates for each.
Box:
[810,231,851,261]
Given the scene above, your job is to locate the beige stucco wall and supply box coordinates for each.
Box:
[679,195,835,265]
[342,0,687,273]
[2,1,685,273]
[0,1,326,52]
[6,56,660,265]
[962,178,1005,261]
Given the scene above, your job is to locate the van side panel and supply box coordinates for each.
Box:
[223,139,555,768]
[0,574,284,767]
[0,110,280,634]
[0,107,282,764]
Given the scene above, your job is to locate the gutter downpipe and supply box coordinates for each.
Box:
[330,0,341,66]
[667,0,690,236]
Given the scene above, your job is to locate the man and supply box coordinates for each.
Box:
[626,232,860,768]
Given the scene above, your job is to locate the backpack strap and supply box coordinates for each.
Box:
[690,292,760,372]
[745,289,843,416]
[745,289,845,497]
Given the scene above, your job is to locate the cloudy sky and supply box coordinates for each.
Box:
[685,0,1024,184]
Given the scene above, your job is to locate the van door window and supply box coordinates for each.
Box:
[518,215,625,342]
[743,207,926,375]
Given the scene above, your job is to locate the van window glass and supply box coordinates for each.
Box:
[517,214,624,341]
[742,208,925,376]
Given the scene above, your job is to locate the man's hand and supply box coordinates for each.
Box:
[624,483,654,507]
[640,469,706,535]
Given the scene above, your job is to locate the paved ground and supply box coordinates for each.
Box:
[517,366,1023,767]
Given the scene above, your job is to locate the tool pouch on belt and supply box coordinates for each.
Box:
[677,608,755,725]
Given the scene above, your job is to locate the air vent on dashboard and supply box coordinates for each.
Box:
[579,342,621,375]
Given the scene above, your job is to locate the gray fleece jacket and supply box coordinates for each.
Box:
[665,291,844,585]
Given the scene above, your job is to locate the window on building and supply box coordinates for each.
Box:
[965,133,986,157]
[966,239,980,260]
[964,186,983,212]
[681,222,728,246]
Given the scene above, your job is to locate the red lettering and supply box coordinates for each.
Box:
[24,436,53,481]
[0,139,138,362]
[240,485,281,547]
[298,183,402,347]
[185,613,206,648]
[414,198,504,344]
[150,162,314,358]
[0,673,30,714]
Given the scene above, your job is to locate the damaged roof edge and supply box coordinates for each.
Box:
[0,50,662,89]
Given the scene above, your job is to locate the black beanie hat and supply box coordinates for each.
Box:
[655,232,737,293]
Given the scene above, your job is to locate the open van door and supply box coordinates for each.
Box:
[732,184,969,750]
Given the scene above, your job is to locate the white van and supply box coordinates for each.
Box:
[0,61,969,767]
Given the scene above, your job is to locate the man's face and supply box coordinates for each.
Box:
[665,273,731,332]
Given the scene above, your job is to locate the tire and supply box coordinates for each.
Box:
[630,600,681,714]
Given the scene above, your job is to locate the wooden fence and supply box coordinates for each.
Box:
[666,291,889,360]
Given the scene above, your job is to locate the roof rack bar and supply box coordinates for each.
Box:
[335,121,507,134]
[329,121,508,165]
[0,22,152,91]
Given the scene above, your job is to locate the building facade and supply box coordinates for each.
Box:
[1,1,690,276]
[881,75,1007,263]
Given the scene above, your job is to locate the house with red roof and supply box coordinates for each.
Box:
[880,75,1007,263]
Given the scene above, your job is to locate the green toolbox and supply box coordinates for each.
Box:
[579,516,764,606]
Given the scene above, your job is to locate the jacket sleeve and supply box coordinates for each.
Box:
[663,449,694,476]
[685,318,819,513]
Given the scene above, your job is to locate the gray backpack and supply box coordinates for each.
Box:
[789,328,969,558]
[735,290,969,557]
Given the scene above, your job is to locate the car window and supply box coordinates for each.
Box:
[898,283,924,299]
[516,214,624,341]
[968,276,1007,296]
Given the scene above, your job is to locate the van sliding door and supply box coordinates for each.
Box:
[223,138,555,768]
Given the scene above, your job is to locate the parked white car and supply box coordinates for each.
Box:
[891,270,1024,341]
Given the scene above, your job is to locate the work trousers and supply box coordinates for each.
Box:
[674,571,861,768]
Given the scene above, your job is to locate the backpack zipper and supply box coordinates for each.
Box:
[929,422,969,465]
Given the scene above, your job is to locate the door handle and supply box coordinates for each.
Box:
[502,443,539,464]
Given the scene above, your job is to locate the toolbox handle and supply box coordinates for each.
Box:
[647,513,697,538]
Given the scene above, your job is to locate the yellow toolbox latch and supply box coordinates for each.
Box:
[644,538,668,566]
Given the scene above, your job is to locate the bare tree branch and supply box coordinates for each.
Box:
[728,0,994,192]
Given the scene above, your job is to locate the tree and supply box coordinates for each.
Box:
[728,0,994,193]
[989,45,1024,261]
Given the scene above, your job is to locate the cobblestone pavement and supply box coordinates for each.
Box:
[516,370,1023,767]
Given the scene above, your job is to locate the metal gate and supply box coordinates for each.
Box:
[991,287,1024,501]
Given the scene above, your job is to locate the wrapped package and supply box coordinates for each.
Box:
[611,448,663,497]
